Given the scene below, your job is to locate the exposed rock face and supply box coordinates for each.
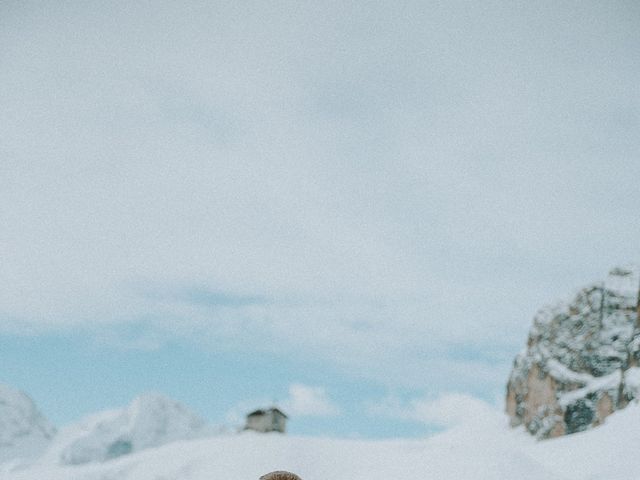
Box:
[507,266,640,439]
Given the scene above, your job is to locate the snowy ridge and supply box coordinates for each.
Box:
[0,384,55,463]
[42,393,209,465]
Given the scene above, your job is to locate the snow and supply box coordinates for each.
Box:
[623,367,640,399]
[0,384,55,464]
[4,397,640,480]
[545,359,592,385]
[529,401,640,480]
[604,265,640,308]
[558,370,621,407]
[40,393,210,465]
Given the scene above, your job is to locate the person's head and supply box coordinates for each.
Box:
[260,471,302,480]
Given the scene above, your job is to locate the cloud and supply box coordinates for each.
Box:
[0,1,639,396]
[367,392,502,429]
[409,393,502,428]
[282,384,341,417]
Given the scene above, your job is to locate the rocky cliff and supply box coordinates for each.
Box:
[506,265,640,438]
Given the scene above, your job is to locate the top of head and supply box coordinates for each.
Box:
[260,471,302,480]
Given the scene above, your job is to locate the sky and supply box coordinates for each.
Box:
[1,0,639,438]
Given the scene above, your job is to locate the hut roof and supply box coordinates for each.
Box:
[247,407,288,418]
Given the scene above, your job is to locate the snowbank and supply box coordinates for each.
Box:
[6,399,640,480]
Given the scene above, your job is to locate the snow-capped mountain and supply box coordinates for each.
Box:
[507,265,640,438]
[44,393,209,465]
[0,384,55,463]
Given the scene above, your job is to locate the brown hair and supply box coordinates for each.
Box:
[260,471,302,480]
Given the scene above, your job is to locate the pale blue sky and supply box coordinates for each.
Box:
[1,0,639,437]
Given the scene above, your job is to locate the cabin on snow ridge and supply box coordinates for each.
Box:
[244,407,288,433]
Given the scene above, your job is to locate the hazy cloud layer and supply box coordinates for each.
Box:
[1,1,639,393]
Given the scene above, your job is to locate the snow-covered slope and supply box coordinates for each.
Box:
[0,384,55,464]
[42,393,209,465]
[6,400,640,480]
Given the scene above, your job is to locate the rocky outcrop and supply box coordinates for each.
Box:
[507,266,640,439]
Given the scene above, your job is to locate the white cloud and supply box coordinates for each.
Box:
[367,393,502,429]
[409,393,502,428]
[283,384,341,417]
